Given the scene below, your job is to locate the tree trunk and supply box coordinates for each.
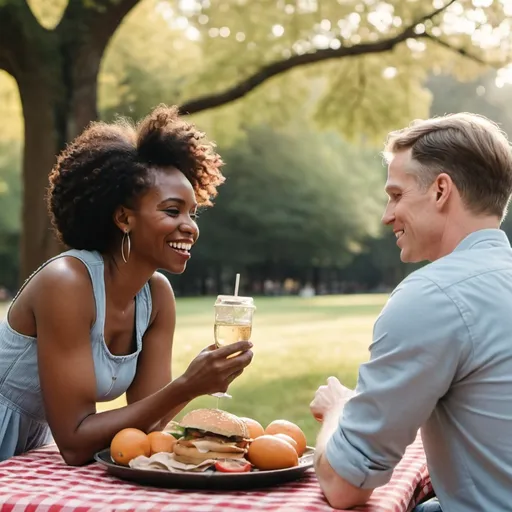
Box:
[0,0,138,284]
[17,47,100,281]
[17,72,63,280]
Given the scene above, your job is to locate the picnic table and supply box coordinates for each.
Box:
[0,434,432,512]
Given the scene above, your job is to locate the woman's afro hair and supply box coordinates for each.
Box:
[46,104,225,252]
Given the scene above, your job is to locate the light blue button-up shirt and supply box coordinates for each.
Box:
[326,228,512,512]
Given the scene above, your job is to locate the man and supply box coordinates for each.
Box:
[311,113,512,511]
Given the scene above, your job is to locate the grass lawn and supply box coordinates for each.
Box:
[0,294,388,445]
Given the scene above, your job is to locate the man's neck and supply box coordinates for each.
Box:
[432,215,501,261]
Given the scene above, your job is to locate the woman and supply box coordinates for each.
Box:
[0,105,253,465]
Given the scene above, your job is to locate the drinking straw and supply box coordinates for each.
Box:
[234,273,240,296]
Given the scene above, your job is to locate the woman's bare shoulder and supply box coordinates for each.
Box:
[35,256,93,291]
[27,256,96,317]
[9,256,95,335]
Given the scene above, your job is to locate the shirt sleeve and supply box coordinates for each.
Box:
[325,274,472,489]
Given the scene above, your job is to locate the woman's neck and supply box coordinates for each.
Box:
[102,252,156,310]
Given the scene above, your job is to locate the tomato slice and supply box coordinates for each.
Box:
[215,459,252,473]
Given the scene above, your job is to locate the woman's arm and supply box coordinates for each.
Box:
[126,272,188,430]
[34,260,252,466]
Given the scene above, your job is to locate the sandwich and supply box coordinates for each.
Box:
[172,408,250,464]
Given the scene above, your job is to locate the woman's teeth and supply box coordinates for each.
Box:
[168,242,191,253]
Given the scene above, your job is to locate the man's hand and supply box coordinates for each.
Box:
[310,376,355,422]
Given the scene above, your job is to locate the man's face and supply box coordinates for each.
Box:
[382,150,442,263]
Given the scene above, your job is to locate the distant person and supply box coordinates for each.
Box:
[299,283,315,298]
[0,286,9,302]
[310,113,512,511]
[0,105,253,464]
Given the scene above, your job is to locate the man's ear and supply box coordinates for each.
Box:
[113,205,133,233]
[433,173,453,210]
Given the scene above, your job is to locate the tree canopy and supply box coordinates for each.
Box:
[0,0,511,280]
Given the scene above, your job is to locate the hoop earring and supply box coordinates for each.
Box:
[121,230,131,263]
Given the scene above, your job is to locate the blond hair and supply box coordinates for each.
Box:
[384,113,512,218]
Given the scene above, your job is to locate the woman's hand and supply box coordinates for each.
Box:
[310,376,355,422]
[179,342,253,397]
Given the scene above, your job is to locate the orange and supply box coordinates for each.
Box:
[147,431,177,456]
[247,435,299,470]
[265,420,308,456]
[239,417,265,440]
[272,433,299,454]
[110,428,151,466]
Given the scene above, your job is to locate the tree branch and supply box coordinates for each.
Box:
[58,0,140,54]
[179,0,457,115]
[0,0,42,78]
[425,34,498,67]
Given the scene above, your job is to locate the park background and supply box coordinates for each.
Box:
[1,0,512,444]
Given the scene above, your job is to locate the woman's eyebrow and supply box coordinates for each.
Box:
[157,197,185,206]
[157,197,198,209]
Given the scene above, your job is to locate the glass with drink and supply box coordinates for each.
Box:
[211,294,255,399]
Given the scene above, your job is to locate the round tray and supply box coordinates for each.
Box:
[94,447,315,491]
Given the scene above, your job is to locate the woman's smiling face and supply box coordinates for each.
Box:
[126,167,200,273]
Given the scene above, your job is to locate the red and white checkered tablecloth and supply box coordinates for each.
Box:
[0,434,432,512]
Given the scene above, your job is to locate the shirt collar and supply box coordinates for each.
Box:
[453,228,510,252]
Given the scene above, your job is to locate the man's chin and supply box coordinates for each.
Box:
[400,249,417,264]
[400,250,426,264]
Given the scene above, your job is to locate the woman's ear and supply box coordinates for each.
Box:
[434,173,453,210]
[113,205,133,233]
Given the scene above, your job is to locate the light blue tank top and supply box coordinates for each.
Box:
[0,249,152,461]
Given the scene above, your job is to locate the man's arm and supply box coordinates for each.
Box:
[314,275,472,506]
[315,403,373,509]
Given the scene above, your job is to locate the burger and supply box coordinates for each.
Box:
[172,409,250,464]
